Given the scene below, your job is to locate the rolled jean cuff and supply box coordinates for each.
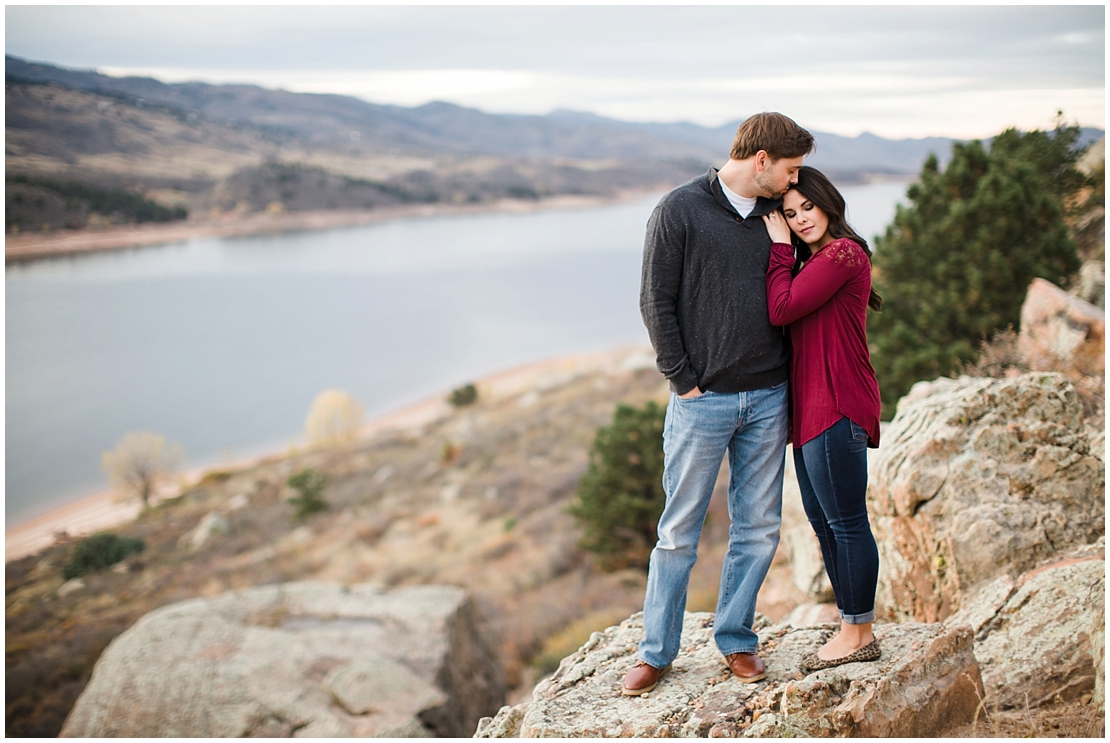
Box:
[840,609,875,625]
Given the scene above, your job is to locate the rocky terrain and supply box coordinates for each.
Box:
[9,266,1104,737]
[60,583,503,737]
[479,366,1105,738]
[477,614,981,738]
[6,200,1106,737]
[11,348,808,737]
[475,264,1104,738]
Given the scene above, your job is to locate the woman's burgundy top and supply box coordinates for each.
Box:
[765,238,881,448]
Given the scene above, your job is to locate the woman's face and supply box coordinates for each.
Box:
[782,189,832,249]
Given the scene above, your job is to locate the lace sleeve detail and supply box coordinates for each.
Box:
[828,239,867,268]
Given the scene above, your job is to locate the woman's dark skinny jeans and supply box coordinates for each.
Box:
[793,416,879,624]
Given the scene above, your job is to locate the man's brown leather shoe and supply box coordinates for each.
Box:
[726,652,766,683]
[621,660,672,696]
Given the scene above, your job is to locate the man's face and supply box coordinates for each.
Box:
[753,154,804,199]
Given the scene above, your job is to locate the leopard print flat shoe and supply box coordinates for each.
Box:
[801,638,881,672]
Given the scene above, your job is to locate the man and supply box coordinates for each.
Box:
[626,112,815,695]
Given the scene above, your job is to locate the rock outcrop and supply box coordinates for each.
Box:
[1019,278,1105,378]
[866,368,1105,713]
[948,540,1104,709]
[179,510,230,551]
[1072,261,1105,309]
[869,372,1104,623]
[61,582,504,737]
[475,611,981,738]
[783,524,834,602]
[1093,564,1106,717]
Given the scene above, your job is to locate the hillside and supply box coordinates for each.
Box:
[8,341,1104,737]
[15,55,1101,241]
[9,350,809,736]
[4,76,701,233]
[5,56,710,232]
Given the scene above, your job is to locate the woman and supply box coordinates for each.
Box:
[762,166,883,671]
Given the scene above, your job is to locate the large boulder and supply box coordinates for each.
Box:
[869,372,1104,622]
[61,582,504,737]
[1019,278,1104,377]
[475,611,981,738]
[947,541,1104,709]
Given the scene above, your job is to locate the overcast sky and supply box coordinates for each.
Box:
[5,4,1105,139]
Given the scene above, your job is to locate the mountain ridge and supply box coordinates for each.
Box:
[6,54,1103,234]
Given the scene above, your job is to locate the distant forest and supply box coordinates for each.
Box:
[6,174,187,233]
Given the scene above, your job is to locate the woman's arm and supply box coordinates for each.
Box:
[765,241,860,326]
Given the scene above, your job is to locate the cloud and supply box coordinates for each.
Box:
[98,66,539,104]
[7,5,1104,138]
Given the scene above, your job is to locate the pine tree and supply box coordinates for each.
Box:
[568,401,666,570]
[868,123,1084,417]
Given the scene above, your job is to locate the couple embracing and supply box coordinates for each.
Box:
[627,112,883,695]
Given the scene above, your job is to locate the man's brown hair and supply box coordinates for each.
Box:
[730,112,815,161]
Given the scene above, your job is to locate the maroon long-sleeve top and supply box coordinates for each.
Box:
[766,238,881,448]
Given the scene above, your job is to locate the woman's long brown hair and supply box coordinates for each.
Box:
[788,166,883,312]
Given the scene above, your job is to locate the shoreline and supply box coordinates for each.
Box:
[4,190,654,264]
[4,345,656,562]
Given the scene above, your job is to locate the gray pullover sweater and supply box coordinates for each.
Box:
[640,168,789,396]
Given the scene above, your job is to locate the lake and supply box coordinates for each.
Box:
[6,180,907,523]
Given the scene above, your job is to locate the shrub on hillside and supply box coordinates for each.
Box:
[62,533,145,580]
[868,119,1086,417]
[101,431,185,508]
[568,400,666,570]
[287,468,329,520]
[304,389,364,447]
[448,383,478,407]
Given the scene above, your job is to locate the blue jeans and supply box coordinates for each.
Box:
[638,383,788,668]
[794,416,878,624]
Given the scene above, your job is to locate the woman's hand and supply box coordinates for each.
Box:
[762,211,792,245]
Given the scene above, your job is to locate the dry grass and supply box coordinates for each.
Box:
[8,359,710,734]
[943,674,1105,738]
[22,346,1095,736]
[531,607,641,675]
[962,326,1104,424]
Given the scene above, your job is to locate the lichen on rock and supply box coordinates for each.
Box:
[60,582,504,738]
[475,611,981,738]
[870,372,1104,623]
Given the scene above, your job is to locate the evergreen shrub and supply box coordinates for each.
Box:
[287,468,329,520]
[62,533,145,580]
[568,400,666,570]
[448,383,478,407]
[868,121,1085,417]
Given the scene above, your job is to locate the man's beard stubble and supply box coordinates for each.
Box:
[752,170,786,199]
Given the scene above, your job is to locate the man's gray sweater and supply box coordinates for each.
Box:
[640,168,789,396]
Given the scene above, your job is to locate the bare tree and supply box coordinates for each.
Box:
[101,431,185,508]
[304,389,364,448]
